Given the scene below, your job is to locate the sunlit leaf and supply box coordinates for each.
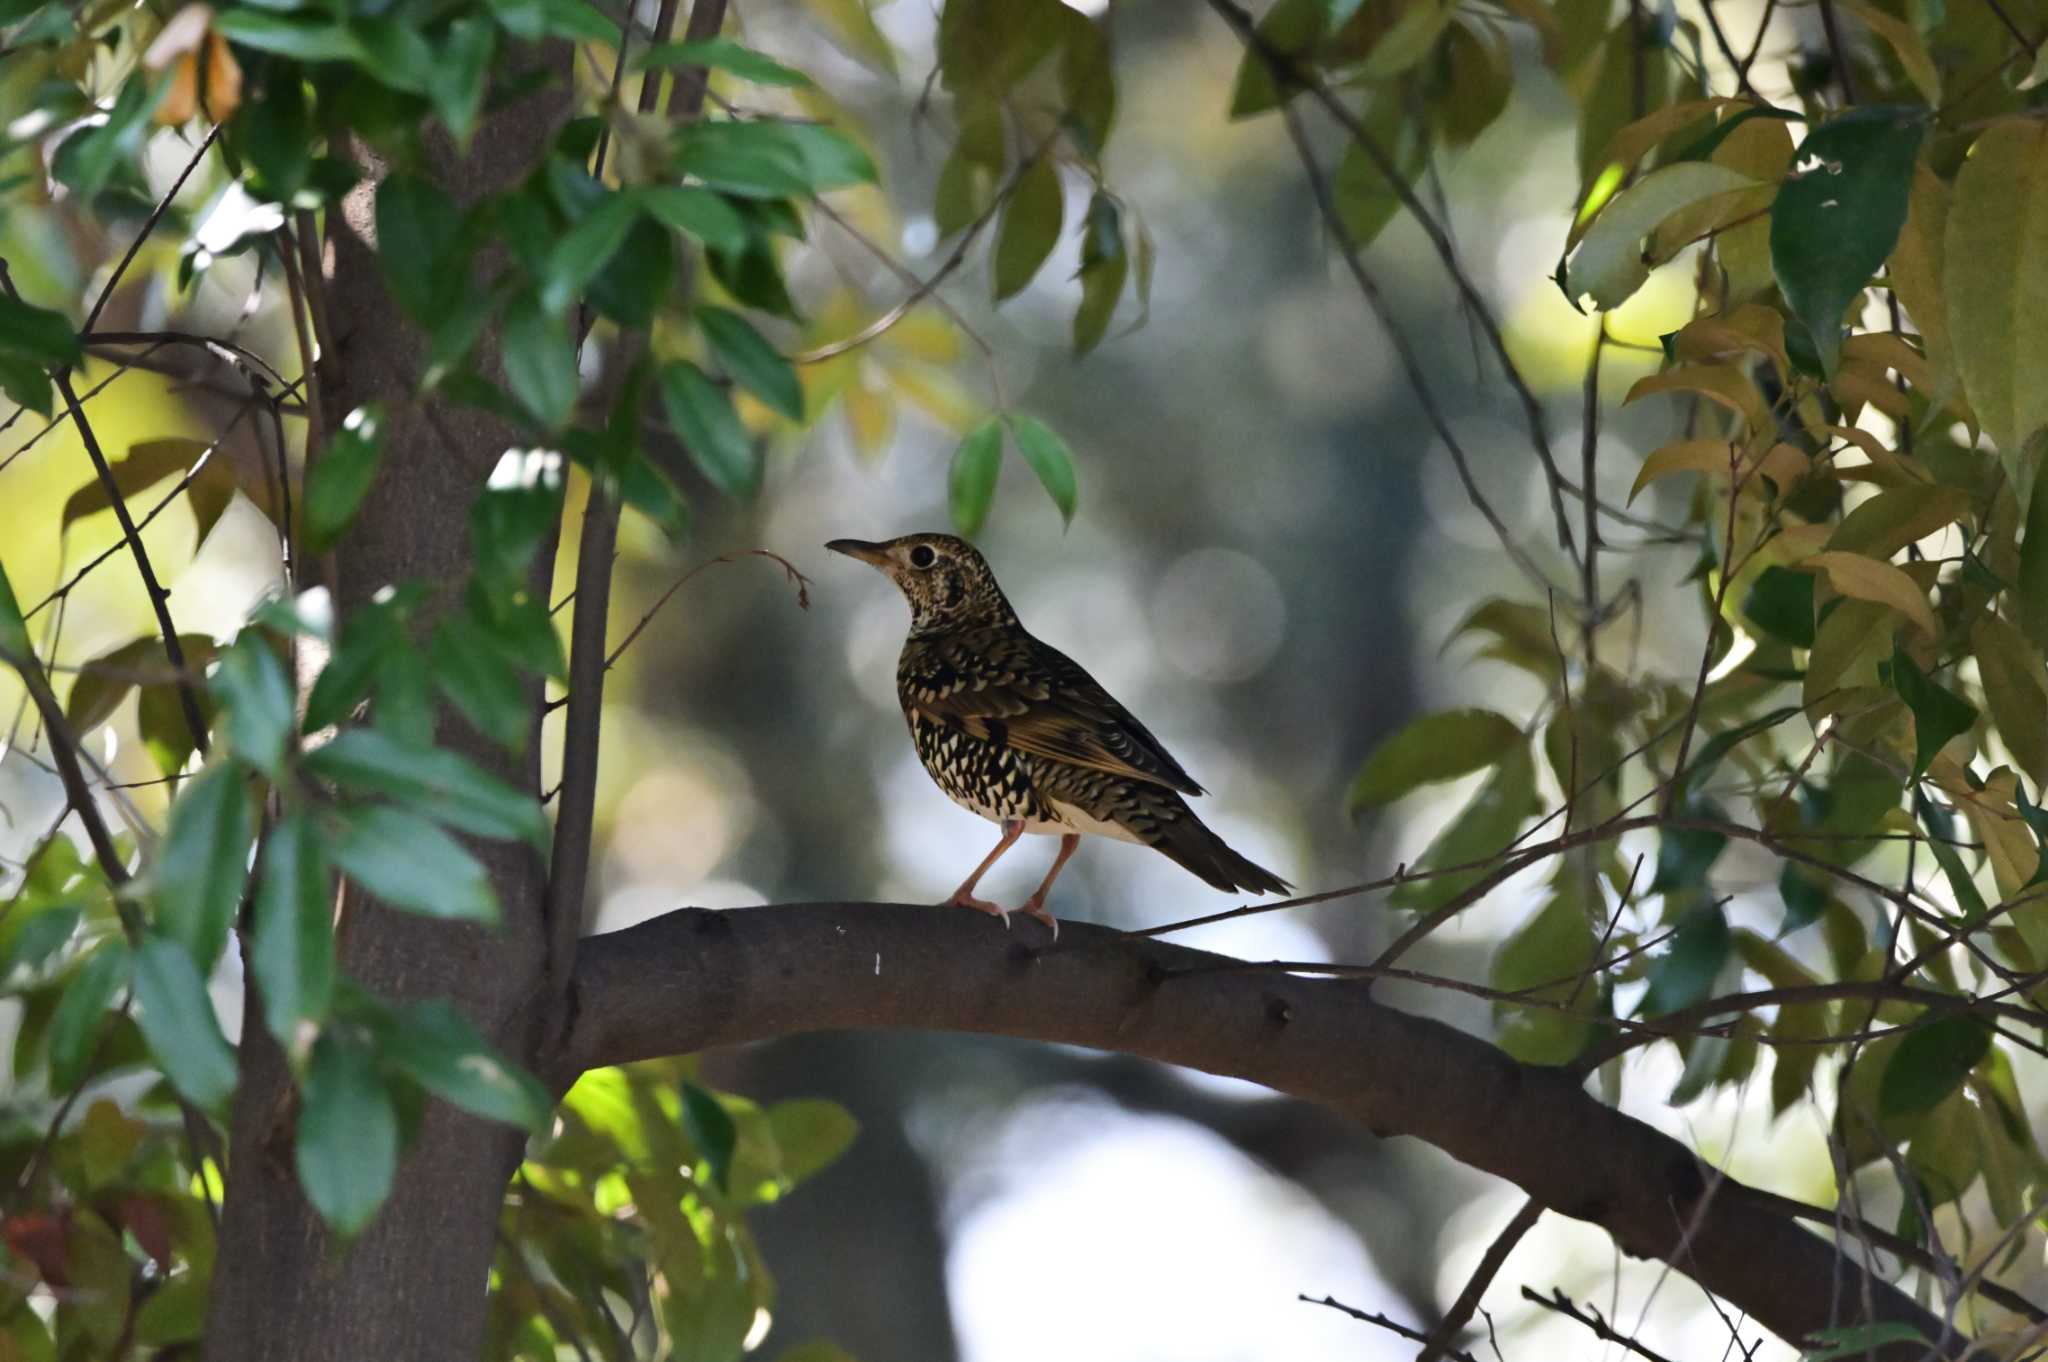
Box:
[211,632,294,775]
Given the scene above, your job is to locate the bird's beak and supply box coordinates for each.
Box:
[826,538,890,568]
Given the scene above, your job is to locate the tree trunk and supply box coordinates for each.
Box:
[202,52,571,1362]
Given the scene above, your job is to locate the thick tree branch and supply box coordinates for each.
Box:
[566,904,1964,1362]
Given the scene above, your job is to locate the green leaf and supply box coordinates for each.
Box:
[993,155,1063,301]
[1566,162,1759,309]
[296,1031,398,1237]
[0,353,51,417]
[948,417,1004,536]
[212,11,369,62]
[1887,644,1976,779]
[658,359,758,499]
[1391,743,1541,912]
[639,37,812,86]
[1800,1323,1933,1361]
[1742,564,1815,648]
[1947,121,2048,466]
[779,123,878,189]
[131,934,237,1108]
[681,1080,738,1189]
[0,293,81,369]
[698,306,802,420]
[304,404,386,552]
[152,762,255,972]
[377,999,550,1132]
[211,633,294,776]
[1974,614,2048,787]
[430,609,530,750]
[304,728,547,850]
[1345,709,1523,814]
[1878,1015,1991,1117]
[1769,107,1926,376]
[1228,0,1323,119]
[1827,484,1971,561]
[59,438,210,532]
[767,1097,858,1183]
[1008,416,1077,526]
[49,942,129,1090]
[251,811,335,1042]
[540,193,641,316]
[501,295,579,430]
[1652,809,1727,892]
[374,174,462,319]
[1489,885,1598,1065]
[1778,862,1833,935]
[676,121,815,198]
[639,186,751,255]
[2018,462,2048,653]
[1640,899,1731,1015]
[0,558,26,662]
[330,805,500,924]
[430,17,494,144]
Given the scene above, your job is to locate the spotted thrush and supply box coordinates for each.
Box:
[828,533,1289,936]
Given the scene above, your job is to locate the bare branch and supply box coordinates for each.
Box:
[564,903,1962,1361]
[1522,1285,1683,1362]
[1303,1294,1478,1362]
[1418,1198,1544,1362]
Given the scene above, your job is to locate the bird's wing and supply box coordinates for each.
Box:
[901,630,1205,796]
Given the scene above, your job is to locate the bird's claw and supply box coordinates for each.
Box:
[946,891,1011,928]
[1019,897,1059,941]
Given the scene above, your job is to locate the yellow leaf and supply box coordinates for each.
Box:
[1569,98,1745,248]
[1710,117,1794,300]
[1842,0,1942,103]
[1803,550,1938,636]
[841,377,894,463]
[1827,484,1971,559]
[1888,161,1960,415]
[1629,438,1735,502]
[1804,599,1899,708]
[1670,303,1789,377]
[1974,613,2048,787]
[1625,363,1772,431]
[1946,120,2048,471]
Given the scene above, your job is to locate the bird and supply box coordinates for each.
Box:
[827,532,1289,937]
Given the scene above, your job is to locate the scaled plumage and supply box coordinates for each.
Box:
[828,533,1289,935]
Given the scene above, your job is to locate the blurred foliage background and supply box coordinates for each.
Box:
[6,0,2048,1354]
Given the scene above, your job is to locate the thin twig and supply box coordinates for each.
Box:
[1300,1295,1478,1362]
[0,262,212,758]
[1419,1198,1544,1362]
[1522,1286,1682,1362]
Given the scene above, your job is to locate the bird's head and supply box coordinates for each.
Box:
[827,533,1016,634]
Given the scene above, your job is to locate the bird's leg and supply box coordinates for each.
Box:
[945,819,1025,926]
[1019,833,1080,939]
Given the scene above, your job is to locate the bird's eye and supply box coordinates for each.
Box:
[908,544,937,568]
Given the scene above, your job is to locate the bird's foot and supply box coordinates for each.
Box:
[1018,895,1059,941]
[945,890,1011,928]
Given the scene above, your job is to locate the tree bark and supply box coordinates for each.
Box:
[201,50,572,1362]
[565,903,1974,1362]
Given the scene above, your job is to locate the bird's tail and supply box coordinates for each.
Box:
[1150,801,1291,897]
